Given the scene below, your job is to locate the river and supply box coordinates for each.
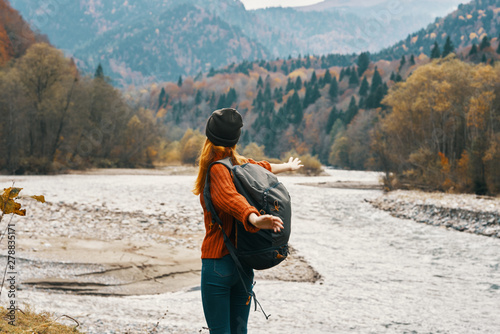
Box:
[1,169,499,333]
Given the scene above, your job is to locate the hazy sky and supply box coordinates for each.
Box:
[240,0,322,10]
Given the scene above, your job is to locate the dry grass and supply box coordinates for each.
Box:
[0,306,82,334]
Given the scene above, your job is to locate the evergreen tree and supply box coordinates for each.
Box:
[216,93,226,109]
[343,97,358,125]
[94,63,104,79]
[357,52,370,76]
[359,96,365,109]
[339,68,345,81]
[359,76,369,96]
[430,41,441,59]
[442,36,454,57]
[469,44,478,55]
[226,88,237,106]
[257,76,264,89]
[370,68,382,93]
[194,90,202,105]
[288,91,303,125]
[158,87,168,109]
[481,54,488,63]
[295,76,303,91]
[398,55,406,72]
[326,106,339,133]
[311,84,321,104]
[177,75,183,87]
[323,69,332,85]
[281,62,289,75]
[274,87,283,103]
[305,55,311,69]
[410,54,416,65]
[349,69,359,86]
[329,77,338,101]
[497,40,500,54]
[310,71,317,86]
[303,84,320,109]
[286,78,294,93]
[253,90,263,110]
[264,82,272,101]
[395,74,403,82]
[390,72,396,81]
[480,36,491,51]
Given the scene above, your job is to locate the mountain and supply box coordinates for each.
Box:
[0,0,47,66]
[72,4,270,87]
[129,0,499,167]
[376,0,500,60]
[297,0,460,15]
[8,0,463,85]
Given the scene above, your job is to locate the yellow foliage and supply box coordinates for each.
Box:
[31,195,46,203]
[0,187,25,216]
[467,91,494,129]
[242,142,267,161]
[377,57,500,193]
[438,152,450,174]
[156,108,167,118]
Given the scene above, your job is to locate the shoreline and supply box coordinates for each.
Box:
[369,190,500,239]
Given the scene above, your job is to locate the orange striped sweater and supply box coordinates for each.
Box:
[199,158,272,259]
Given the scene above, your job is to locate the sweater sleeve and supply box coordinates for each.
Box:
[210,164,260,233]
[247,158,272,172]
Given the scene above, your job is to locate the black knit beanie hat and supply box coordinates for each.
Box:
[205,108,243,147]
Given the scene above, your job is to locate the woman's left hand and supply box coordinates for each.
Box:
[286,157,303,172]
[248,213,284,233]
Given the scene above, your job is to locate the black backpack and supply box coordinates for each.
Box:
[203,157,292,317]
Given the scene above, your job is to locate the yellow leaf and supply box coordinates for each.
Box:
[2,187,22,201]
[2,199,22,215]
[0,187,27,216]
[31,195,46,203]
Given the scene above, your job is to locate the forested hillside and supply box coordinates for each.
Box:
[376,0,500,60]
[0,0,47,65]
[9,0,457,84]
[131,0,500,194]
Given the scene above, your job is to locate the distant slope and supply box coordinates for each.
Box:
[376,0,500,59]
[0,0,46,66]
[72,4,270,87]
[9,0,461,85]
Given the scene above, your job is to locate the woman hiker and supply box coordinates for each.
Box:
[192,108,303,333]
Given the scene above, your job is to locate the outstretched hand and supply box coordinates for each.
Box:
[286,157,303,172]
[248,213,284,233]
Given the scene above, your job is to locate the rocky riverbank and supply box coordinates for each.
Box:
[369,190,500,238]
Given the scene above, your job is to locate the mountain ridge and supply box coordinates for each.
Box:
[8,0,464,84]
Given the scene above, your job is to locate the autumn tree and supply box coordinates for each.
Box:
[14,43,78,171]
[376,56,500,194]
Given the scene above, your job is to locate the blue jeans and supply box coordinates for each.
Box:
[201,255,254,334]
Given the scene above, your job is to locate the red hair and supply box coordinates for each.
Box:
[192,139,247,196]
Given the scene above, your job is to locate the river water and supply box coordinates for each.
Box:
[1,169,499,333]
